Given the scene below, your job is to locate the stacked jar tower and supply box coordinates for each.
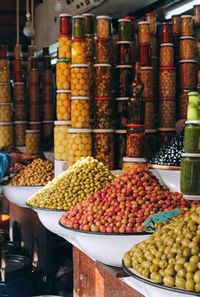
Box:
[91,16,114,170]
[0,45,14,149]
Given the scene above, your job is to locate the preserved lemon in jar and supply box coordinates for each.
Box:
[71,39,86,64]
[58,36,71,59]
[56,90,71,121]
[71,64,89,97]
[0,122,14,149]
[25,130,40,155]
[54,121,71,161]
[56,60,71,90]
[71,97,90,128]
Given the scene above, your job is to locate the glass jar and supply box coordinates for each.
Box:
[181,153,200,195]
[0,103,12,122]
[54,121,71,161]
[138,21,150,44]
[179,37,196,60]
[43,83,53,104]
[126,124,145,158]
[96,38,112,63]
[94,97,113,129]
[172,15,181,36]
[68,128,92,166]
[29,122,41,131]
[43,103,54,121]
[0,59,8,69]
[0,122,14,149]
[94,64,112,97]
[116,41,131,65]
[187,92,200,121]
[29,105,41,122]
[14,121,27,147]
[140,67,154,98]
[71,64,89,97]
[13,83,25,102]
[145,129,158,160]
[0,83,10,102]
[151,56,158,85]
[14,103,26,121]
[194,5,200,27]
[116,65,132,97]
[184,121,200,153]
[158,128,176,147]
[159,99,176,128]
[72,16,85,38]
[85,35,95,59]
[29,83,39,105]
[145,101,155,129]
[58,36,71,59]
[71,39,86,64]
[25,130,40,155]
[96,16,112,39]
[179,60,197,91]
[118,19,131,41]
[179,90,189,119]
[159,67,176,98]
[71,97,90,128]
[56,90,71,121]
[14,44,22,59]
[92,129,114,169]
[139,44,151,66]
[0,67,9,83]
[124,16,136,40]
[150,35,157,57]
[122,157,147,173]
[145,12,157,35]
[56,60,71,90]
[116,97,128,129]
[160,23,173,43]
[181,15,193,36]
[59,13,72,35]
[42,121,54,141]
[82,13,95,35]
[160,43,174,67]
[115,130,127,169]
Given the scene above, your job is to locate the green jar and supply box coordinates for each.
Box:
[118,19,132,41]
[180,153,200,195]
[184,121,200,152]
[187,91,200,120]
[72,16,85,38]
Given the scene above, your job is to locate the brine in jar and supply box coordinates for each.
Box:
[54,121,71,161]
[56,90,71,121]
[71,97,90,128]
[126,124,145,158]
[71,39,86,64]
[71,64,89,97]
[94,97,113,129]
[96,16,112,39]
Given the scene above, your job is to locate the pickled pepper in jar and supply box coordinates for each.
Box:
[118,19,131,41]
[160,23,172,43]
[94,64,112,97]
[72,15,85,39]
[59,14,72,35]
[96,16,112,39]
[126,124,145,158]
[94,97,113,129]
[181,15,193,36]
[116,41,131,65]
[116,97,128,128]
[138,21,150,44]
[96,39,112,64]
[116,65,133,97]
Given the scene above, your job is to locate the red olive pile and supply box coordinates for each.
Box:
[61,167,198,233]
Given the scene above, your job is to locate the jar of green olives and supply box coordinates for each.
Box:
[184,121,200,153]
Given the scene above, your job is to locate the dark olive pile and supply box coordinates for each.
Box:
[149,133,183,166]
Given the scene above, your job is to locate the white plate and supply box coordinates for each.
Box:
[156,169,180,192]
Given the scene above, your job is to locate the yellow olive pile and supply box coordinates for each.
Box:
[123,206,200,292]
[27,157,114,210]
[10,159,54,186]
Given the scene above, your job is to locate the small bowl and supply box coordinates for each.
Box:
[3,185,42,208]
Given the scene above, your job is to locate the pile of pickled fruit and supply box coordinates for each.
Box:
[61,166,197,233]
[123,206,200,292]
[10,159,54,186]
[27,157,114,210]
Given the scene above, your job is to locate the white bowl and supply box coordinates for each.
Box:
[2,186,42,208]
[157,169,180,192]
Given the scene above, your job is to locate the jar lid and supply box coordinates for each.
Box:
[115,97,129,101]
[127,124,144,128]
[57,58,71,63]
[0,82,10,85]
[26,130,40,133]
[188,91,199,96]
[94,63,111,67]
[0,122,13,125]
[141,66,153,70]
[71,64,89,68]
[56,89,71,93]
[123,157,147,163]
[95,97,112,100]
[116,41,131,44]
[42,121,54,123]
[82,13,95,17]
[159,67,176,70]
[29,122,41,124]
[151,56,158,60]
[182,153,200,157]
[93,129,114,133]
[185,120,200,125]
[145,12,155,16]
[0,102,12,106]
[96,16,111,20]
[181,90,190,93]
[179,60,197,63]
[59,13,71,17]
[115,65,132,68]
[115,129,127,133]
[14,82,24,85]
[118,18,131,23]
[181,15,193,18]
[14,121,27,124]
[160,43,174,47]
[71,96,89,100]
[180,36,195,40]
[160,98,176,101]
[124,16,135,20]
[54,120,71,125]
[138,21,149,25]
[158,128,176,132]
[145,129,157,133]
[72,15,85,19]
[68,128,92,133]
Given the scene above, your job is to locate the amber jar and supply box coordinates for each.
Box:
[14,83,25,102]
[14,121,27,147]
[92,129,114,170]
[179,90,189,119]
[160,23,172,43]
[145,12,157,35]
[139,44,151,66]
[0,103,12,122]
[59,13,72,35]
[43,84,53,103]
[179,37,196,60]
[85,35,95,59]
[116,97,128,129]
[14,103,26,121]
[0,83,11,103]
[118,19,131,41]
[138,21,150,44]
[0,67,10,83]
[145,101,155,129]
[159,98,176,128]
[115,65,133,97]
[115,130,127,169]
[179,60,197,91]
[194,5,200,27]
[126,124,145,158]
[159,67,176,98]
[160,43,174,67]
[94,64,112,97]
[172,15,181,36]
[43,103,54,121]
[96,38,112,63]
[140,67,154,98]
[96,16,112,39]
[116,41,131,65]
[181,15,193,36]
[29,82,40,104]
[94,97,113,129]
[25,130,40,155]
[158,128,176,147]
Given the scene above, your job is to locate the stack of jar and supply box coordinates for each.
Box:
[178,15,197,120]
[93,16,114,170]
[13,44,27,148]
[181,91,200,199]
[0,45,14,149]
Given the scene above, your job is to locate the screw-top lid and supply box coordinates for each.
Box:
[68,128,92,133]
[182,153,200,157]
[56,89,71,93]
[138,21,149,25]
[29,122,41,124]
[179,60,196,63]
[71,64,89,68]
[54,120,71,125]
[59,13,71,17]
[115,97,129,101]
[180,36,195,40]
[188,91,199,96]
[96,16,111,20]
[185,120,200,125]
[141,66,153,70]
[42,121,54,124]
[14,121,27,124]
[123,157,147,162]
[82,13,95,17]
[94,63,111,67]
[26,130,40,133]
[73,15,85,19]
[14,82,24,85]
[160,43,174,46]
[0,102,12,106]
[118,18,131,23]
[181,15,193,18]
[116,41,131,45]
[145,129,157,133]
[71,96,89,100]
[158,128,175,131]
[93,129,114,133]
[0,122,13,125]
[115,65,132,68]
[115,129,127,133]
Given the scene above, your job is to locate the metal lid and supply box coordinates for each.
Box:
[123,157,147,162]
[82,13,95,17]
[71,64,89,68]
[96,16,111,20]
[68,128,92,133]
[181,15,193,18]
[59,13,71,17]
[180,36,195,40]
[0,102,12,105]
[182,153,200,157]
[141,66,153,70]
[14,121,27,124]
[54,120,71,125]
[72,15,85,19]
[145,129,157,133]
[93,129,114,133]
[116,41,131,44]
[94,63,111,67]
[0,122,13,125]
[158,128,175,132]
[188,91,199,96]
[115,129,127,133]
[185,120,200,125]
[138,21,149,24]
[26,130,40,133]
[118,18,131,23]
[115,65,132,68]
[179,59,197,63]
[160,43,174,46]
[71,96,89,100]
[56,89,71,93]
[115,97,129,101]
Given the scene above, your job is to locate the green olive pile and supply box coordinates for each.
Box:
[123,206,200,292]
[27,157,114,210]
[10,159,54,186]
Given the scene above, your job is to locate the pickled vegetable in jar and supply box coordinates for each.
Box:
[181,15,193,36]
[71,64,89,97]
[14,103,26,121]
[54,121,71,161]
[160,22,172,43]
[85,35,95,59]
[116,41,131,65]
[116,65,133,97]
[71,39,86,64]
[13,82,25,102]
[126,124,145,158]
[96,38,112,64]
[14,121,27,147]
[0,103,12,122]
[179,90,189,119]
[56,59,71,90]
[56,90,71,121]
[140,66,154,98]
[82,13,95,35]
[179,60,197,91]
[187,92,200,121]
[184,121,200,153]
[122,157,147,173]
[194,5,200,27]
[59,13,72,35]
[0,122,14,148]
[144,129,158,160]
[29,105,41,122]
[94,64,112,97]
[145,101,155,129]
[138,21,150,44]
[181,153,200,195]
[179,37,196,60]
[96,16,112,39]
[160,43,174,67]
[43,103,54,121]
[68,128,92,166]
[159,98,176,128]
[72,16,85,39]
[0,83,10,102]
[25,130,40,155]
[94,97,113,129]
[71,97,90,128]
[145,12,157,35]
[172,15,181,36]
[115,130,127,169]
[116,97,128,129]
[118,19,131,41]
[58,36,71,59]
[92,129,114,170]
[0,67,9,83]
[139,44,151,66]
[159,67,176,98]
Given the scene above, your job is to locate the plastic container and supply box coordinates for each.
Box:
[145,12,157,35]
[115,129,127,169]
[145,101,155,129]
[116,97,128,129]
[116,41,131,65]
[56,60,71,90]
[115,65,132,97]
[14,103,26,121]
[56,90,71,121]
[96,38,112,63]
[140,67,154,98]
[0,83,10,102]
[14,121,27,147]
[160,22,172,43]
[138,21,150,44]
[92,129,114,169]
[0,103,12,122]
[180,15,193,36]
[71,96,90,128]
[71,64,89,97]
[159,67,176,98]
[0,122,14,148]
[144,129,157,160]
[54,120,71,161]
[184,121,200,153]
[179,37,196,60]
[160,43,174,67]
[72,39,86,64]
[94,64,112,97]
[58,36,71,59]
[179,60,197,91]
[94,97,113,129]
[59,13,72,35]
[179,90,189,119]
[159,98,176,128]
[72,15,85,38]
[68,128,92,166]
[13,83,25,102]
[96,16,112,39]
[126,124,145,158]
[25,130,40,155]
[122,157,147,173]
[118,19,131,41]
